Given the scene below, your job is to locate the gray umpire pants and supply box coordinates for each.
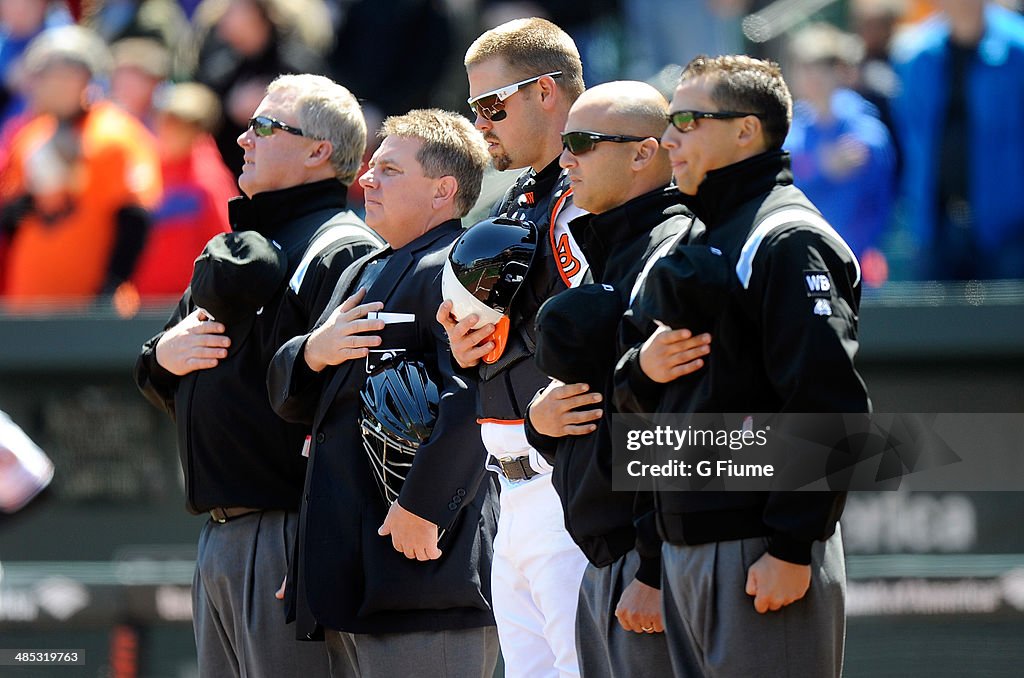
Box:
[324,626,499,678]
[661,527,846,678]
[193,510,330,678]
[575,549,675,678]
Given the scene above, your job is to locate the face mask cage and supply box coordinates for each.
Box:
[360,407,420,505]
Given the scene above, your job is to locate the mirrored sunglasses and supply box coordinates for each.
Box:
[468,71,562,122]
[665,110,758,133]
[248,115,305,138]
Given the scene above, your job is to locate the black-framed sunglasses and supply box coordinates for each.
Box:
[561,130,650,155]
[467,71,562,122]
[248,115,305,138]
[666,110,758,133]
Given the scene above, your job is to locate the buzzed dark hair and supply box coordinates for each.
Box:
[680,55,793,151]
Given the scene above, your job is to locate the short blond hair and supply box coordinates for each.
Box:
[465,17,584,103]
[267,74,366,186]
[380,110,489,218]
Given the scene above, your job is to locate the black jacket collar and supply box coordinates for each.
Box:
[228,179,348,236]
[683,150,792,227]
[397,218,462,254]
[570,186,684,280]
[335,218,461,313]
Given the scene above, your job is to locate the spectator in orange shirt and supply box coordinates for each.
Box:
[131,82,238,298]
[0,25,161,310]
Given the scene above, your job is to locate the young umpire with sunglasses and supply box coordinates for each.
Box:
[135,74,382,678]
[617,55,868,678]
[525,80,711,678]
[435,17,590,678]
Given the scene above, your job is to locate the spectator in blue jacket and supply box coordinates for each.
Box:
[785,23,897,286]
[0,0,71,126]
[891,0,1024,280]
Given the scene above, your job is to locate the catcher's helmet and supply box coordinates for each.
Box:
[359,358,440,505]
[441,216,537,362]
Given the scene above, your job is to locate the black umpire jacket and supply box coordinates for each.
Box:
[134,180,381,514]
[525,186,691,587]
[267,219,497,636]
[614,151,871,566]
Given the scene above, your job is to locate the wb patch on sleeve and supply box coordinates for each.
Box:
[803,270,833,298]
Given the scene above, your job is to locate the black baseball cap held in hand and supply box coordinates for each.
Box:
[189,231,288,357]
[535,283,624,386]
[636,244,730,334]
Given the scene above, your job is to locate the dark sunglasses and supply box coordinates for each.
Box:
[666,110,758,133]
[561,130,650,155]
[467,71,562,122]
[248,115,305,137]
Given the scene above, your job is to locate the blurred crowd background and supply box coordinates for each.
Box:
[1,4,1022,676]
[0,0,1022,315]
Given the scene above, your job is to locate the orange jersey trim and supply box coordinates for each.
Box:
[476,418,527,425]
[548,186,578,288]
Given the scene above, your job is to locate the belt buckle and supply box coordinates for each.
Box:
[498,455,531,482]
[210,507,229,523]
[499,454,516,481]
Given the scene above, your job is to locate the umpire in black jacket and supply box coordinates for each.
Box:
[524,81,709,678]
[135,74,381,678]
[618,56,869,678]
[267,110,499,677]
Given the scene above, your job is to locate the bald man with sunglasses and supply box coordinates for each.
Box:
[435,17,591,678]
[524,80,706,678]
[135,74,382,678]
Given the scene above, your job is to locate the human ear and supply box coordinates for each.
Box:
[306,140,334,167]
[632,137,660,169]
[537,74,559,108]
[434,175,458,208]
[735,115,764,150]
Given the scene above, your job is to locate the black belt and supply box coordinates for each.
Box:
[209,507,261,523]
[493,455,540,482]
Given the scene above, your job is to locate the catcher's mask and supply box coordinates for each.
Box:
[359,358,440,505]
[441,216,537,363]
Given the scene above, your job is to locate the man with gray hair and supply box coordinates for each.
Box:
[135,73,383,678]
[267,109,498,678]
